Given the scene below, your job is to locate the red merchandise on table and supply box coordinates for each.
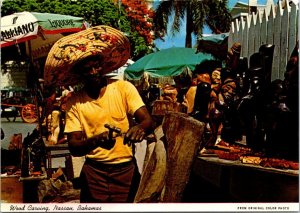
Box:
[201,140,299,171]
[260,158,299,170]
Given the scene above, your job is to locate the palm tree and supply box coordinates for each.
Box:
[153,0,231,48]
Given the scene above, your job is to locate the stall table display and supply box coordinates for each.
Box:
[1,175,24,203]
[191,143,298,202]
[19,172,48,203]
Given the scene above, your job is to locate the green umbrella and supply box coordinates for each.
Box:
[124,47,215,80]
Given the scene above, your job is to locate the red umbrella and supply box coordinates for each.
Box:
[1,11,87,60]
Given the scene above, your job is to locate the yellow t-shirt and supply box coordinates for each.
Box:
[64,80,145,163]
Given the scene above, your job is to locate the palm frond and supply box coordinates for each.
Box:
[153,0,231,45]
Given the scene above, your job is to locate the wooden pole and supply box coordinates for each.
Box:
[27,40,43,137]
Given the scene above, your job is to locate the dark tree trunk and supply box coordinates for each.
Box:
[185,5,193,48]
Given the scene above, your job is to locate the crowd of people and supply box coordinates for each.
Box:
[129,42,242,149]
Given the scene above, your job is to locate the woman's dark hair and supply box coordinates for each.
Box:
[221,67,236,83]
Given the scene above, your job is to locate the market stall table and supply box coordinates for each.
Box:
[1,175,24,203]
[191,156,298,202]
[19,172,47,203]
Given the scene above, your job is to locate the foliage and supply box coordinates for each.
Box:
[153,0,231,48]
[119,0,155,59]
[120,0,154,45]
[204,0,232,34]
[1,0,154,60]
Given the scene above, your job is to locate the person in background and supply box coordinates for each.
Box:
[185,60,222,147]
[173,67,193,104]
[185,60,221,116]
[209,43,242,144]
[41,87,59,141]
[159,83,178,103]
[1,128,4,140]
[210,68,222,100]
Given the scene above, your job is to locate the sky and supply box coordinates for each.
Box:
[154,0,279,49]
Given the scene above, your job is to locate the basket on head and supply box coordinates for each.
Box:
[44,25,131,87]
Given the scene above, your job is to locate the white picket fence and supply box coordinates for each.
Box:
[228,1,298,81]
